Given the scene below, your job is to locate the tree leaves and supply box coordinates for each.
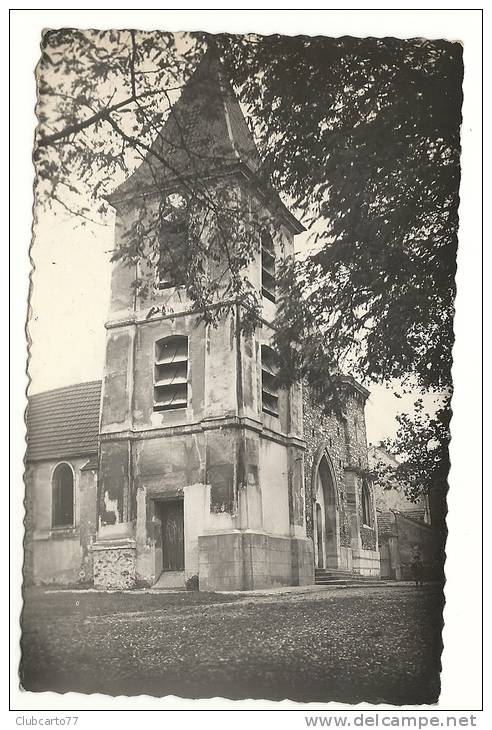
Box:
[33,31,462,499]
[221,34,461,393]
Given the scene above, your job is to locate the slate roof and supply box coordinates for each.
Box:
[377,509,433,539]
[80,455,99,471]
[107,49,304,235]
[396,511,434,530]
[376,511,396,537]
[108,49,262,203]
[26,381,102,462]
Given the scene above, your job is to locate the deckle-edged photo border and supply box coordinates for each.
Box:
[8,7,483,714]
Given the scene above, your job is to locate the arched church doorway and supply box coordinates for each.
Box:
[313,454,339,569]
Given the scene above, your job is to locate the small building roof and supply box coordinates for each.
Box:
[81,455,99,471]
[26,381,102,462]
[337,374,370,401]
[376,511,396,537]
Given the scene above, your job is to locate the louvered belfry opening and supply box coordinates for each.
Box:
[261,345,280,417]
[157,220,187,289]
[261,230,276,303]
[157,193,188,290]
[153,335,189,411]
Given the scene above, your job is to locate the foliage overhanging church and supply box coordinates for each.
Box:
[25,50,381,590]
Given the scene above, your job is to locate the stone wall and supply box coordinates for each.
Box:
[351,548,380,577]
[198,532,314,591]
[92,540,136,590]
[303,380,379,571]
[303,391,350,543]
[361,524,377,551]
[303,383,373,539]
[393,513,444,581]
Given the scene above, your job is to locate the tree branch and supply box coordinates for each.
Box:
[37,86,184,148]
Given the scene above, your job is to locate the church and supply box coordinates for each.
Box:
[25,50,381,591]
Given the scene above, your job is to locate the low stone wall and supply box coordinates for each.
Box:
[92,539,136,589]
[290,536,315,587]
[339,546,353,572]
[198,532,314,591]
[351,548,380,577]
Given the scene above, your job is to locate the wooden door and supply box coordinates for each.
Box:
[161,500,184,571]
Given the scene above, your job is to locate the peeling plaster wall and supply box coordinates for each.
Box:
[78,468,98,579]
[100,329,132,431]
[288,444,306,534]
[260,439,290,536]
[135,434,205,496]
[237,328,259,419]
[95,176,312,589]
[204,316,237,419]
[97,440,129,528]
[25,458,97,585]
[95,290,312,587]
[206,429,238,514]
[237,432,263,531]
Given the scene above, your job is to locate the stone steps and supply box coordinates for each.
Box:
[315,569,379,585]
[153,570,186,590]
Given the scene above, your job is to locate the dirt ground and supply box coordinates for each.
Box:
[20,583,443,704]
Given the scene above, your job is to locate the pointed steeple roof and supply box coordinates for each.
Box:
[109,48,263,203]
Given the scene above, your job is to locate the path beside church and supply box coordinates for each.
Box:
[21,584,442,704]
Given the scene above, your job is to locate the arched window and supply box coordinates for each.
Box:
[154,335,188,411]
[261,230,276,303]
[361,480,373,527]
[261,345,279,417]
[52,463,74,528]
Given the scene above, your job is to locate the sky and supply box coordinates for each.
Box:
[28,206,440,445]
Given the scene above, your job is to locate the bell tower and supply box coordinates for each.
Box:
[92,48,314,590]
